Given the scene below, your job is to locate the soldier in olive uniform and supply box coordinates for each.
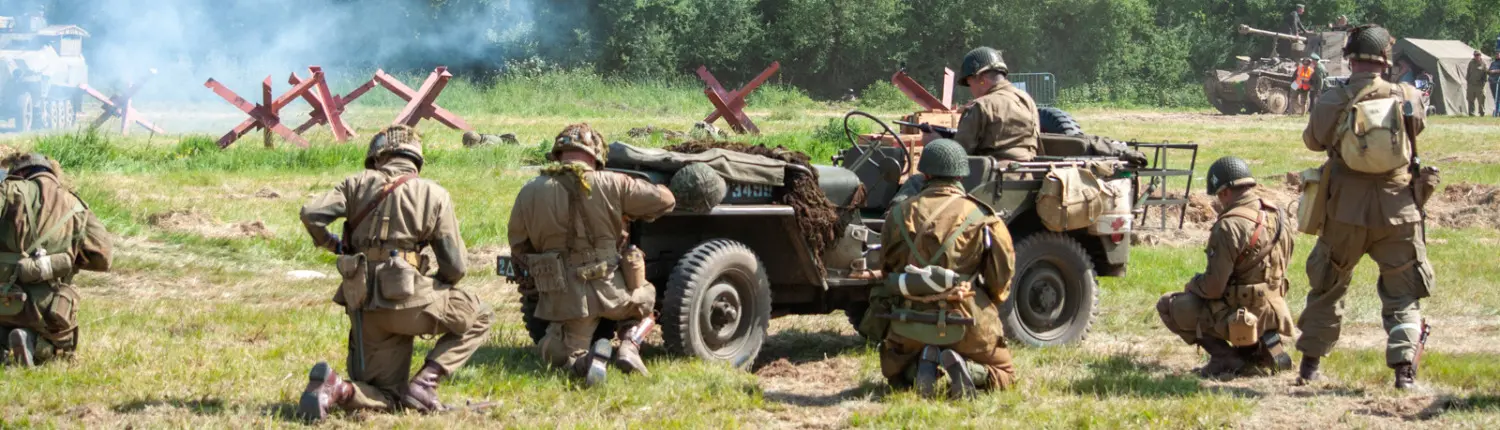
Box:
[1298,24,1434,390]
[1157,157,1296,379]
[0,154,111,366]
[296,125,494,421]
[954,47,1041,162]
[1467,50,1488,116]
[508,124,676,386]
[867,139,1017,399]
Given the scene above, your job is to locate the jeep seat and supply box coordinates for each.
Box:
[816,165,863,208]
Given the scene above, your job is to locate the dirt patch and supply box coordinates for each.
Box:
[1133,179,1300,247]
[1428,182,1500,230]
[466,245,509,272]
[221,186,284,200]
[148,210,273,239]
[755,355,880,429]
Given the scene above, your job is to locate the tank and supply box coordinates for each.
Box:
[0,11,88,132]
[1204,25,1349,115]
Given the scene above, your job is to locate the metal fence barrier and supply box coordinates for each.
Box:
[1010,72,1057,107]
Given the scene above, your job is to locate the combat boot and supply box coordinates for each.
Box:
[940,349,987,400]
[8,328,35,367]
[1393,362,1416,390]
[297,362,354,422]
[402,362,447,412]
[573,338,614,388]
[1196,338,1245,380]
[615,325,650,376]
[1297,356,1322,385]
[914,346,941,398]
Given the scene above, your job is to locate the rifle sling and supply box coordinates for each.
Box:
[343,173,419,245]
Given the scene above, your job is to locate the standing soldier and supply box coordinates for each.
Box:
[0,154,111,366]
[1490,50,1500,117]
[508,124,675,386]
[1298,24,1435,390]
[1157,157,1296,380]
[1274,4,1308,57]
[865,139,1016,399]
[1467,50,1488,116]
[954,47,1040,162]
[296,125,494,421]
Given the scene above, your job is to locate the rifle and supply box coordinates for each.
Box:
[335,239,367,381]
[893,120,957,139]
[1401,101,1431,243]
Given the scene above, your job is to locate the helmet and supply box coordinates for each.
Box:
[958,47,1008,87]
[7,153,53,176]
[548,123,607,167]
[1205,156,1255,195]
[669,162,727,213]
[1344,24,1393,66]
[918,139,970,178]
[365,125,424,169]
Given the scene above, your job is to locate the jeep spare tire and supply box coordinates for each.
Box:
[662,239,772,369]
[1000,232,1099,347]
[1038,107,1084,136]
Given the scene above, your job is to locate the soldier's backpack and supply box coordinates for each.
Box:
[1337,84,1411,174]
[875,197,988,346]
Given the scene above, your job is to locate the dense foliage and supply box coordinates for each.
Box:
[36,0,1500,107]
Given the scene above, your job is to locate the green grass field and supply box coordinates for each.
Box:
[1,80,1498,428]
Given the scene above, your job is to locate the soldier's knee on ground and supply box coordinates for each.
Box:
[1158,292,1202,344]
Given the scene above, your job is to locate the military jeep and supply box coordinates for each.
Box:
[505,110,1195,369]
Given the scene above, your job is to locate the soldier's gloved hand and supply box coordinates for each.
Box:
[322,233,342,253]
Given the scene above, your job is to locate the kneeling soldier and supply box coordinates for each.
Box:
[865,139,1017,399]
[1157,156,1296,379]
[296,125,494,421]
[508,124,675,386]
[0,154,112,366]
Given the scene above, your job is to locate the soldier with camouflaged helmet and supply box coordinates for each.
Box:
[508,123,675,386]
[1298,24,1436,390]
[953,47,1041,163]
[295,125,494,421]
[864,139,1017,399]
[0,154,111,367]
[1157,157,1296,380]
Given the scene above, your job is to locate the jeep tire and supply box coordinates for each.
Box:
[662,239,771,369]
[1001,232,1099,347]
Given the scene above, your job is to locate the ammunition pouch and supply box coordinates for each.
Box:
[621,246,646,293]
[374,251,420,301]
[1228,307,1260,347]
[15,252,73,284]
[1296,166,1326,235]
[334,254,368,308]
[526,251,588,321]
[886,304,972,347]
[1228,283,1272,310]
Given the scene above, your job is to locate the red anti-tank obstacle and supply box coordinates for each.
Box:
[288,66,373,142]
[891,68,956,111]
[205,75,319,148]
[698,62,780,135]
[373,67,471,131]
[80,69,164,135]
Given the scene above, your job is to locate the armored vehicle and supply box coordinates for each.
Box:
[1204,25,1348,115]
[0,12,87,131]
[503,110,1196,368]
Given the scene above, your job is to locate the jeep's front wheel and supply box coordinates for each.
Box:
[662,239,771,369]
[1001,232,1098,347]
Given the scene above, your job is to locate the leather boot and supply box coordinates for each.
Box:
[615,325,650,376]
[1297,356,1322,384]
[1196,338,1245,380]
[297,362,354,422]
[573,338,614,387]
[8,329,34,367]
[940,349,983,400]
[401,362,447,412]
[914,346,941,398]
[1393,362,1416,390]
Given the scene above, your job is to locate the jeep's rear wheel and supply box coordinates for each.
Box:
[662,239,771,369]
[1001,232,1098,347]
[519,294,616,345]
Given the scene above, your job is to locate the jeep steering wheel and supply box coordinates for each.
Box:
[842,111,911,177]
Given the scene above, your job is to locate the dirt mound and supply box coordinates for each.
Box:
[148,210,273,239]
[1133,180,1301,247]
[1428,182,1500,230]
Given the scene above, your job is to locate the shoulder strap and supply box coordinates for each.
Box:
[924,208,986,267]
[563,178,600,252]
[346,173,419,236]
[25,201,85,255]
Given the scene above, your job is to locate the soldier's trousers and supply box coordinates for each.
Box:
[0,283,79,363]
[539,284,655,370]
[879,327,1016,391]
[1156,292,1293,345]
[344,288,493,411]
[1296,220,1432,366]
[1468,88,1487,115]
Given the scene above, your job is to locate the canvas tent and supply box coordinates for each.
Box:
[1394,38,1490,115]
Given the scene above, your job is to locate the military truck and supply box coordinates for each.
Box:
[1204,25,1349,115]
[502,110,1194,368]
[0,12,87,132]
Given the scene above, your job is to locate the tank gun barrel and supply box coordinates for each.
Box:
[1237,24,1306,43]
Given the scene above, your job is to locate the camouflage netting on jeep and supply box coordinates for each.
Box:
[666,141,864,277]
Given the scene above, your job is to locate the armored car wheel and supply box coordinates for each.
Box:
[662,239,771,369]
[16,92,33,132]
[518,294,616,345]
[1001,233,1099,347]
